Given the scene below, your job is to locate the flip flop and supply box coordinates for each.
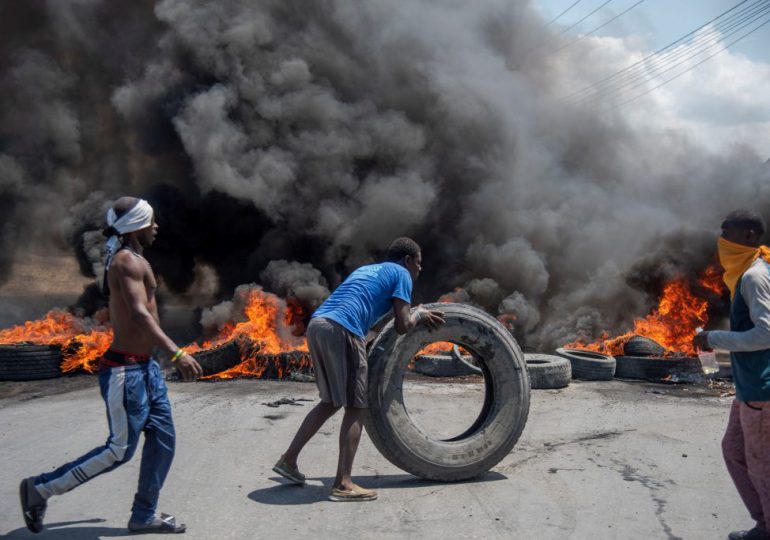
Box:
[328,485,378,502]
[19,477,47,534]
[128,513,186,534]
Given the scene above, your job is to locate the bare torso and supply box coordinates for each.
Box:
[107,247,160,355]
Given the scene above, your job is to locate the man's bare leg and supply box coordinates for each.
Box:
[334,407,365,490]
[282,401,339,467]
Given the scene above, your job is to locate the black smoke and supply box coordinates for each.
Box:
[1,0,768,350]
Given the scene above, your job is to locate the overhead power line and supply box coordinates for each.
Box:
[545,0,584,26]
[555,0,615,38]
[618,13,770,105]
[583,0,770,104]
[571,0,770,105]
[543,0,645,59]
[560,0,767,104]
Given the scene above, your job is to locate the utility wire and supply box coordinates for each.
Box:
[566,0,765,103]
[618,13,770,105]
[543,0,645,58]
[582,0,770,103]
[555,0,615,38]
[611,3,770,105]
[560,0,757,102]
[545,0,584,26]
[574,1,770,105]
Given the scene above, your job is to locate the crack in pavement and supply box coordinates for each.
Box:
[613,459,682,540]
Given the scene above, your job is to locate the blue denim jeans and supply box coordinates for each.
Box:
[34,359,176,524]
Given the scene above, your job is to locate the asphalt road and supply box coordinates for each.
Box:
[0,375,747,539]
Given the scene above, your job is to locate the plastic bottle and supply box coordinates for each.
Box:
[695,327,719,375]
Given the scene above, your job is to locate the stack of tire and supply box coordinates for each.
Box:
[555,336,709,382]
[614,336,704,381]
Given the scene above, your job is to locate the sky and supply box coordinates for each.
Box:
[536,0,770,157]
[536,0,770,62]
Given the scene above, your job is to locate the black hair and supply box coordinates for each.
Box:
[722,209,766,238]
[386,237,421,262]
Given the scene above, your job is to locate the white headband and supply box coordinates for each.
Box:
[104,199,154,273]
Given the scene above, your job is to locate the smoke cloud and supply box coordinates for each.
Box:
[1,0,769,351]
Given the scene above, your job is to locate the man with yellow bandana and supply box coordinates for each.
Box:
[694,209,770,540]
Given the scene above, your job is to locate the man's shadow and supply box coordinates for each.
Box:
[2,518,127,539]
[249,472,507,505]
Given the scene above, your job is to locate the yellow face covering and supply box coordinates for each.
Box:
[717,236,770,298]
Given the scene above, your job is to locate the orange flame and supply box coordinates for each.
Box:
[189,287,309,379]
[567,264,726,356]
[186,287,307,355]
[417,341,456,355]
[0,287,309,378]
[202,351,313,380]
[0,309,112,373]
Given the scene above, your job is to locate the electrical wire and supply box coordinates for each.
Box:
[545,0,584,26]
[576,1,770,105]
[617,13,770,105]
[543,0,645,59]
[554,0,615,38]
[560,0,760,102]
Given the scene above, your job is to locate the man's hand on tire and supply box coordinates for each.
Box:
[414,307,445,331]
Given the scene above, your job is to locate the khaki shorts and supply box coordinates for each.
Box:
[307,317,368,408]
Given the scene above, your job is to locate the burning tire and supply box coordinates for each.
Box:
[0,344,64,381]
[414,346,482,378]
[191,340,242,377]
[623,336,666,357]
[524,354,571,389]
[365,302,530,481]
[554,348,616,380]
[614,355,704,381]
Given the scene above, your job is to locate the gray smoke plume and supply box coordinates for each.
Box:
[1,0,769,350]
[259,260,330,314]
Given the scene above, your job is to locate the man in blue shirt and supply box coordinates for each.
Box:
[273,237,444,501]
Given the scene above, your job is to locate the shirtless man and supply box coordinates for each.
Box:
[19,196,202,535]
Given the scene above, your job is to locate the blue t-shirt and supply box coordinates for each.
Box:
[312,262,413,338]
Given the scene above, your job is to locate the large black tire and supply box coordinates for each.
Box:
[365,302,530,481]
[192,340,242,377]
[623,335,666,357]
[614,355,703,380]
[524,354,571,389]
[0,344,64,381]
[554,348,616,380]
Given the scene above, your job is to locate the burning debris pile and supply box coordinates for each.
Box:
[0,285,312,380]
[0,310,112,374]
[566,264,726,358]
[190,284,311,379]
